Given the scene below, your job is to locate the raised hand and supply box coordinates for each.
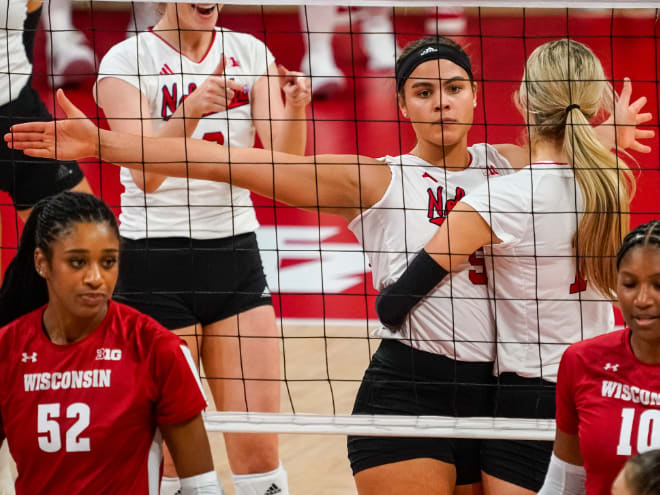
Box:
[278,65,311,108]
[605,77,654,153]
[184,55,245,117]
[4,89,99,161]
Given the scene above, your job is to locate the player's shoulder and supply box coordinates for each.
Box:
[565,329,626,362]
[102,34,138,60]
[105,300,178,354]
[101,31,159,66]
[466,143,516,180]
[0,306,43,342]
[217,26,266,50]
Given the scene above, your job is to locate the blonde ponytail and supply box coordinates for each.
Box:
[518,39,635,298]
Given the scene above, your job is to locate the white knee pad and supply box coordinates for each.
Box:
[232,463,289,495]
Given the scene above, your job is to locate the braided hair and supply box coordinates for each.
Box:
[617,220,660,269]
[625,449,660,495]
[0,192,119,327]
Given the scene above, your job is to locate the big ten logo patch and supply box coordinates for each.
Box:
[96,349,122,361]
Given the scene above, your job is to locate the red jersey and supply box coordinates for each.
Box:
[0,301,207,495]
[556,329,660,495]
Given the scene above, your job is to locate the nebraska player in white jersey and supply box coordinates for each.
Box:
[0,192,219,495]
[5,36,651,495]
[350,146,513,362]
[538,221,660,495]
[95,4,310,494]
[374,39,650,494]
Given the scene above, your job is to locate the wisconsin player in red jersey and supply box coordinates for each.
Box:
[0,192,220,494]
[538,221,660,495]
[612,449,660,495]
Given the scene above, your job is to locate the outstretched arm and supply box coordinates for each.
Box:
[376,203,497,329]
[5,90,388,221]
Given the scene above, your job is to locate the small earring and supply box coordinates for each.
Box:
[473,102,477,108]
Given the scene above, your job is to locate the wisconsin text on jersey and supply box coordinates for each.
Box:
[602,380,660,406]
[24,370,111,392]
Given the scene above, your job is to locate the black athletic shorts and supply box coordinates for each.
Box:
[347,340,495,485]
[114,232,273,329]
[0,82,84,209]
[481,373,556,492]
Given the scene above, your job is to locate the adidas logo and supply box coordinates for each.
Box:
[264,483,282,495]
[420,46,438,57]
[160,63,174,75]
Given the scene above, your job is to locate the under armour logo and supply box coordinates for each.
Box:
[264,483,282,495]
[604,363,619,372]
[21,352,37,363]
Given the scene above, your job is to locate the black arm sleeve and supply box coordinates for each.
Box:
[23,6,42,65]
[375,249,449,330]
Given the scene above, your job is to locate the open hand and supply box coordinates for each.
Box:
[605,77,654,153]
[4,89,99,161]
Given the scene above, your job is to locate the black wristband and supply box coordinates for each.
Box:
[375,249,449,330]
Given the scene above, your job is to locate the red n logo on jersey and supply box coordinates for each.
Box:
[570,271,587,294]
[161,83,199,120]
[227,87,250,110]
[427,186,466,226]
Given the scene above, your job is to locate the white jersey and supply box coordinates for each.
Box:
[0,0,31,107]
[462,162,614,381]
[97,27,275,239]
[348,144,514,362]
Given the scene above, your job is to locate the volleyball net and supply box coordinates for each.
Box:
[8,1,660,441]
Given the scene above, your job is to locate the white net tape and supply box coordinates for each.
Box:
[204,412,557,440]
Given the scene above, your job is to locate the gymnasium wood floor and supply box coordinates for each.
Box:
[206,323,379,495]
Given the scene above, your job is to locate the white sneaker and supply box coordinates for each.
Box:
[46,29,95,88]
[361,14,396,71]
[425,7,467,35]
[300,49,344,98]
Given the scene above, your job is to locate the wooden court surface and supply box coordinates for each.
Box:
[206,323,379,495]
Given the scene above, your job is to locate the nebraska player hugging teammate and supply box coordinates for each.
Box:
[539,221,660,495]
[0,192,221,494]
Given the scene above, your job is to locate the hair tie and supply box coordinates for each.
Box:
[565,103,581,114]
